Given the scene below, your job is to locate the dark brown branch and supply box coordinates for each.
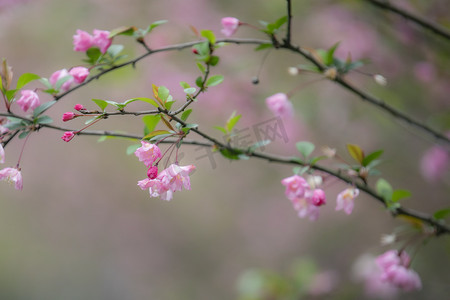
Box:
[366,0,450,41]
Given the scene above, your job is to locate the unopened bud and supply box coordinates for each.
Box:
[322,146,336,158]
[324,67,337,79]
[374,74,387,86]
[288,67,299,76]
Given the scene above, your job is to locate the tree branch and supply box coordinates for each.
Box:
[366,0,450,41]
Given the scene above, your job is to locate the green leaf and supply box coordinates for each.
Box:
[39,78,53,89]
[179,81,190,89]
[86,47,102,64]
[296,141,315,158]
[254,43,273,51]
[92,99,108,111]
[206,75,224,87]
[213,126,228,135]
[433,208,450,220]
[208,55,219,66]
[126,144,141,155]
[143,129,172,140]
[376,178,393,201]
[248,140,271,152]
[181,109,192,122]
[19,131,30,139]
[219,148,245,160]
[326,42,340,65]
[142,115,161,133]
[107,44,124,58]
[196,63,206,74]
[5,89,17,101]
[309,155,327,165]
[201,29,216,44]
[347,144,364,164]
[391,189,412,203]
[226,111,241,132]
[158,86,170,102]
[3,119,27,130]
[195,76,203,88]
[109,26,137,38]
[54,75,73,90]
[131,97,160,108]
[146,20,168,33]
[16,73,40,90]
[362,150,383,167]
[183,123,198,129]
[274,16,288,29]
[34,115,53,125]
[33,100,56,117]
[184,87,196,94]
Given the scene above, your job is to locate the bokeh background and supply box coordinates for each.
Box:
[1,0,449,299]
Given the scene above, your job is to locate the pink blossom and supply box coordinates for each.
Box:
[0,167,23,190]
[92,29,112,54]
[16,90,40,112]
[221,17,240,37]
[420,145,449,182]
[61,131,75,142]
[311,188,326,206]
[73,29,94,52]
[147,165,158,179]
[138,164,196,201]
[69,66,90,84]
[376,250,410,271]
[281,175,309,200]
[336,188,359,215]
[0,144,4,164]
[380,265,422,292]
[291,195,320,221]
[265,93,294,117]
[62,112,76,122]
[74,104,85,111]
[49,69,73,92]
[134,141,162,167]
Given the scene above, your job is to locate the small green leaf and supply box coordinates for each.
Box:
[208,55,219,66]
[158,86,170,102]
[86,47,102,64]
[195,76,203,88]
[213,126,228,135]
[219,148,245,160]
[126,144,141,155]
[433,208,450,220]
[109,26,137,38]
[184,87,196,94]
[146,20,168,33]
[19,131,30,139]
[376,178,393,201]
[131,97,159,108]
[179,81,190,89]
[309,155,327,165]
[92,99,108,111]
[274,16,288,29]
[33,100,56,117]
[226,111,241,132]
[347,144,364,164]
[293,166,309,175]
[248,140,271,152]
[362,150,383,167]
[201,29,216,44]
[39,78,53,89]
[206,75,224,87]
[143,129,172,140]
[142,115,161,133]
[34,115,53,125]
[16,73,40,90]
[391,189,412,203]
[254,43,273,51]
[196,63,206,74]
[5,89,17,101]
[181,109,192,122]
[107,44,124,58]
[296,141,315,158]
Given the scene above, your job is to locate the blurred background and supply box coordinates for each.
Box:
[0,0,449,299]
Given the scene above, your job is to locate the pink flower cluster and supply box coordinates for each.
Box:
[135,141,195,201]
[49,67,90,92]
[281,175,326,221]
[73,29,112,54]
[281,174,360,220]
[0,144,23,191]
[221,17,240,37]
[420,144,449,182]
[376,250,422,292]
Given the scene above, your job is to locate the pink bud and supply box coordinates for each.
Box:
[74,104,85,111]
[69,66,90,84]
[266,93,294,117]
[192,48,199,54]
[61,131,75,142]
[147,166,159,179]
[62,112,76,122]
[312,189,327,206]
[221,17,240,37]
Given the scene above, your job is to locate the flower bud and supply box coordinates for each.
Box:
[62,112,76,122]
[74,104,85,111]
[61,131,75,142]
[374,74,387,86]
[147,165,159,179]
[324,67,337,79]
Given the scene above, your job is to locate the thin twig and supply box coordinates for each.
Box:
[366,0,450,41]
